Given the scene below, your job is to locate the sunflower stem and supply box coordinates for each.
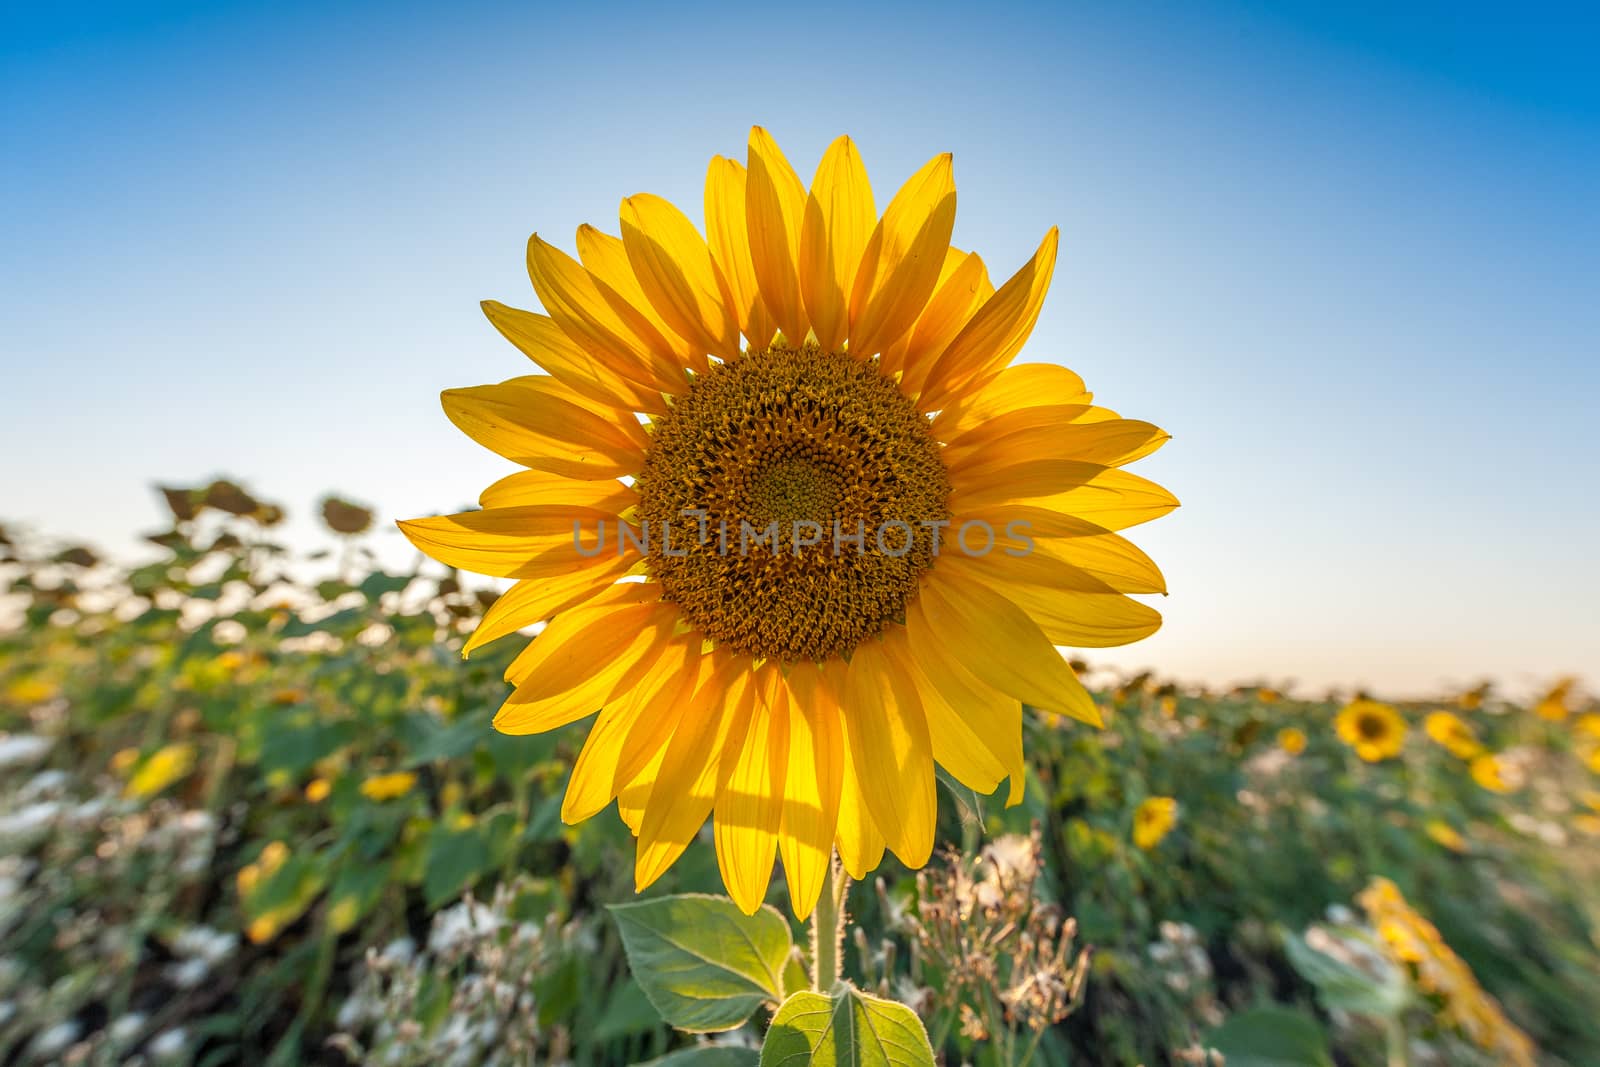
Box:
[810,853,846,990]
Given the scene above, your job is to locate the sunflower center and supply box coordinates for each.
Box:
[635,343,950,663]
[749,458,842,528]
[1357,714,1388,741]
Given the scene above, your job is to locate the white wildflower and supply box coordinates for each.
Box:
[0,735,52,770]
[149,1027,188,1060]
[109,1012,148,1045]
[29,1020,82,1060]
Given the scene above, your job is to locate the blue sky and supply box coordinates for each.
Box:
[3,1,1596,696]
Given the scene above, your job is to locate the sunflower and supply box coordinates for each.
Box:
[1577,714,1600,773]
[1276,726,1308,755]
[1469,753,1520,794]
[1334,699,1407,763]
[1423,710,1483,761]
[1424,820,1466,853]
[1532,676,1577,721]
[399,128,1175,917]
[1132,796,1179,850]
[1359,877,1536,1067]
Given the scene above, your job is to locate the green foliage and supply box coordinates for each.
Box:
[1283,931,1409,1019]
[644,1048,762,1067]
[1204,1006,1334,1067]
[610,895,799,1033]
[762,987,937,1067]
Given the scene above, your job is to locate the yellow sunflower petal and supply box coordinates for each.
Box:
[397,505,619,579]
[562,699,648,823]
[930,361,1089,438]
[744,126,809,344]
[915,571,1101,726]
[951,465,1179,530]
[617,744,669,834]
[942,404,1097,458]
[714,666,790,914]
[478,469,637,513]
[463,556,636,657]
[834,695,887,880]
[526,235,687,396]
[635,653,756,891]
[847,153,957,357]
[496,585,676,711]
[575,224,704,372]
[481,300,666,414]
[705,156,779,348]
[610,638,705,790]
[891,620,1022,804]
[974,505,1167,595]
[951,419,1170,483]
[919,227,1059,411]
[619,194,741,362]
[777,663,843,920]
[948,430,1175,514]
[954,562,1164,648]
[559,634,704,822]
[500,584,672,689]
[895,249,993,393]
[441,378,645,480]
[799,135,875,351]
[842,634,936,868]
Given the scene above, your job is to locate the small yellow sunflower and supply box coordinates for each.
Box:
[400,128,1176,916]
[360,771,418,802]
[1132,796,1179,849]
[1424,820,1467,853]
[1277,726,1307,755]
[1423,710,1483,761]
[1469,753,1520,794]
[1575,715,1600,773]
[1334,699,1407,763]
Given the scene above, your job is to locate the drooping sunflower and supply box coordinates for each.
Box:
[1334,699,1407,763]
[399,128,1176,916]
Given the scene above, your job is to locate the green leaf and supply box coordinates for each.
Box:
[359,570,413,600]
[259,717,356,777]
[1204,1006,1335,1067]
[423,823,491,907]
[591,979,665,1042]
[1283,932,1409,1018]
[781,949,811,1001]
[327,861,389,934]
[641,1049,761,1067]
[934,765,985,829]
[404,714,486,766]
[609,894,794,1033]
[760,986,936,1067]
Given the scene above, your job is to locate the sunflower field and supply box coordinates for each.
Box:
[2,483,1596,1067]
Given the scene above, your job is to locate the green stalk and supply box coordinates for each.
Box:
[810,853,846,990]
[1384,1018,1410,1067]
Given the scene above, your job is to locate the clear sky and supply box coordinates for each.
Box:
[3,1,1596,697]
